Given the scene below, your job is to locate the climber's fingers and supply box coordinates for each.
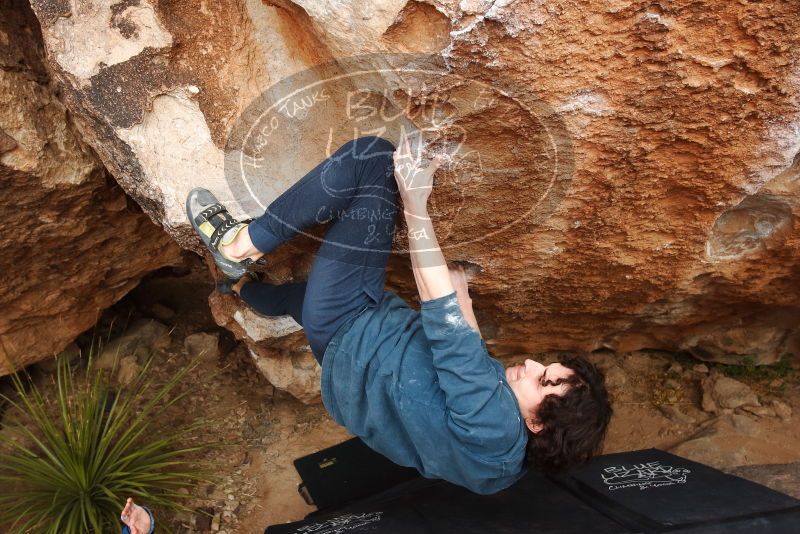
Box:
[428,154,443,174]
[394,129,443,191]
[121,498,134,522]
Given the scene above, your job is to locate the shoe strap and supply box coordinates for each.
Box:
[194,203,226,226]
[209,212,242,249]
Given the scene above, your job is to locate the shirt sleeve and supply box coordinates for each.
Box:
[420,291,522,455]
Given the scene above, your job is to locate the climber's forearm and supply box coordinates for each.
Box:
[405,208,482,337]
[457,293,483,338]
[404,208,455,302]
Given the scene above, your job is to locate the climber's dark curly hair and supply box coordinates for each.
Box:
[526,355,612,475]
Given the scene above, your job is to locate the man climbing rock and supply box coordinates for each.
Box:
[186,131,612,494]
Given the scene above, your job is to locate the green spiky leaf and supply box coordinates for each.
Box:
[0,344,219,533]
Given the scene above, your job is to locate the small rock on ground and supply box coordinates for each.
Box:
[96,319,170,369]
[701,373,760,413]
[195,507,214,531]
[658,405,696,425]
[771,399,792,421]
[185,332,221,362]
[117,355,141,386]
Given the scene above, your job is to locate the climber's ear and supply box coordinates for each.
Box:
[526,417,543,434]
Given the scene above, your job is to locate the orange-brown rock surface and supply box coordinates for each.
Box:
[20,0,800,395]
[209,287,321,404]
[0,0,181,375]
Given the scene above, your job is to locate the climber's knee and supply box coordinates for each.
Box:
[348,136,396,159]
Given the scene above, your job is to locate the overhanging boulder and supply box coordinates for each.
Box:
[22,0,800,397]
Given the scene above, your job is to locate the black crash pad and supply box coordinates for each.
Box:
[266,439,800,534]
[267,471,624,534]
[292,435,418,511]
[552,448,800,533]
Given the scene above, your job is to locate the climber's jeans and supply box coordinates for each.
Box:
[239,136,399,364]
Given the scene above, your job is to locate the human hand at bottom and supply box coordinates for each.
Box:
[120,498,152,534]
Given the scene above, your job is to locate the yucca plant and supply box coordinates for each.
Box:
[0,350,214,533]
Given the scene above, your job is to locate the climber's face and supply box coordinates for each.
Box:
[506,359,574,434]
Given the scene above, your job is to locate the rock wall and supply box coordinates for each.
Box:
[20,0,800,394]
[0,0,182,375]
[209,286,321,404]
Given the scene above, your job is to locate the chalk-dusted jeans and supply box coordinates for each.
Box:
[239,136,399,364]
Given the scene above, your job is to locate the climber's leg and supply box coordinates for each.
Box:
[225,136,398,363]
[299,137,399,363]
[237,279,307,327]
[222,136,397,263]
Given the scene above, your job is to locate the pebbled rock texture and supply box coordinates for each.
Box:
[0,0,181,376]
[20,0,800,394]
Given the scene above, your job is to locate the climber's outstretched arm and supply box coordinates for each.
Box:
[449,264,482,337]
[403,205,454,302]
[393,130,453,303]
[392,131,484,338]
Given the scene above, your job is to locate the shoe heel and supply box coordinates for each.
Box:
[216,278,236,295]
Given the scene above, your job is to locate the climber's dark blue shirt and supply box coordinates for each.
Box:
[320,289,527,495]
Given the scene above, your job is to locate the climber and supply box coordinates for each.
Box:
[186,132,612,494]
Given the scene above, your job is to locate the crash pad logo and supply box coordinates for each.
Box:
[293,511,383,533]
[601,461,691,491]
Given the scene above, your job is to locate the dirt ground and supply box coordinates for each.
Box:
[2,259,798,533]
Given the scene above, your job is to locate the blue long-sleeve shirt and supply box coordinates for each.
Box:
[320,289,527,495]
